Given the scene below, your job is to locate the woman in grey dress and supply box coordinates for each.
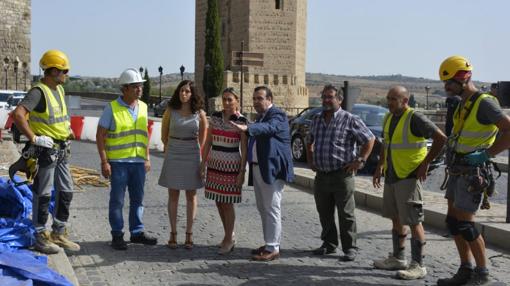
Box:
[158,80,207,250]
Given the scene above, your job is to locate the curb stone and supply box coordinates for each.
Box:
[292,167,510,252]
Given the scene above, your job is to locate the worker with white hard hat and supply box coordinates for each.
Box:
[96,68,157,250]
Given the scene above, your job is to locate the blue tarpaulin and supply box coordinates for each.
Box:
[0,176,73,286]
[0,244,72,286]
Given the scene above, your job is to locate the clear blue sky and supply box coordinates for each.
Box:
[32,0,508,82]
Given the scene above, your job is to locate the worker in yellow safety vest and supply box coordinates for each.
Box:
[437,56,510,286]
[12,49,80,254]
[372,86,446,280]
[96,68,157,250]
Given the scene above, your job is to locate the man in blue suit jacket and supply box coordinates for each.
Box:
[231,86,294,261]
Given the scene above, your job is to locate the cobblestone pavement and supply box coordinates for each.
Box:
[67,141,510,286]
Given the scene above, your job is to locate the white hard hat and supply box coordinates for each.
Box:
[119,68,146,85]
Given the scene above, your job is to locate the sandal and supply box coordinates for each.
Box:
[184,232,193,250]
[167,232,177,249]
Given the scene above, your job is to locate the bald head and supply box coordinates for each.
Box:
[388,86,409,99]
[386,85,410,115]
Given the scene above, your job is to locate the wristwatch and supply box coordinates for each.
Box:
[355,157,366,166]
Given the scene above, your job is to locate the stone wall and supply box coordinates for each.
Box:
[196,0,309,113]
[0,0,31,91]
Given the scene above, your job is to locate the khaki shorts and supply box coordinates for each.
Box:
[382,178,424,226]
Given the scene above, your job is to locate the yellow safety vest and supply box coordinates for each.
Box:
[452,93,498,154]
[105,99,148,160]
[383,108,428,179]
[28,82,70,141]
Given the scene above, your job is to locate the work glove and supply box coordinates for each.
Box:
[32,135,54,148]
[464,149,490,166]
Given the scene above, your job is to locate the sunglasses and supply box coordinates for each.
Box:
[57,69,69,75]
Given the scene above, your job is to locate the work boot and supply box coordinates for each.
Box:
[111,235,128,250]
[465,269,490,286]
[34,230,61,254]
[437,266,473,286]
[396,261,427,280]
[130,232,157,245]
[50,230,81,251]
[374,252,408,270]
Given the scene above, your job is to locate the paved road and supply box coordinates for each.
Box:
[66,141,510,286]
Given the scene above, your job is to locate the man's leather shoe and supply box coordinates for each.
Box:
[252,250,280,261]
[251,245,266,255]
[312,244,337,255]
[130,232,157,245]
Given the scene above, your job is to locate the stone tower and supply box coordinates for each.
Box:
[0,0,31,91]
[195,0,308,114]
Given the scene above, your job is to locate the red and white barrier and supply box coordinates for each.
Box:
[0,110,165,151]
[70,116,165,151]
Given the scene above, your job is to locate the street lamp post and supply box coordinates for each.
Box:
[3,57,9,89]
[158,66,163,104]
[22,62,28,91]
[180,65,185,81]
[425,86,430,110]
[204,63,211,114]
[13,58,19,90]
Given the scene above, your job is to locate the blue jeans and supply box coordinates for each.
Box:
[109,162,145,236]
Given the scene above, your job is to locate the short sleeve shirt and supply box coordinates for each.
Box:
[308,108,374,172]
[20,86,64,113]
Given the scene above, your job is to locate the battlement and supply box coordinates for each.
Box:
[196,0,309,112]
[0,0,31,91]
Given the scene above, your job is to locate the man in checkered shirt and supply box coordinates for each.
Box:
[306,84,375,262]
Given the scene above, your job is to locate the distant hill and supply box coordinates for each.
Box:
[64,72,490,107]
[305,73,490,107]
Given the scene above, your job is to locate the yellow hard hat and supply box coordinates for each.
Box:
[39,49,70,71]
[439,56,473,81]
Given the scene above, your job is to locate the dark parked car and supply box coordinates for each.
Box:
[153,99,169,117]
[289,104,442,174]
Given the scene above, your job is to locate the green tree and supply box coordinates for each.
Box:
[409,94,416,107]
[203,0,224,113]
[142,68,151,104]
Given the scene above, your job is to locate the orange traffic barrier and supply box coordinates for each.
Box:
[70,116,85,140]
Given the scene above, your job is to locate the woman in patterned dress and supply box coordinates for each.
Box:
[201,87,247,254]
[159,80,207,250]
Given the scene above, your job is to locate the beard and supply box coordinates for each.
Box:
[322,104,335,111]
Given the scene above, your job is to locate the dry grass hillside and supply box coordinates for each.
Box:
[306,73,490,108]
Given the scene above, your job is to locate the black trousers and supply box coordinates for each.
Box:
[314,168,357,252]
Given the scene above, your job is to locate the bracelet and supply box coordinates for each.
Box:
[101,161,109,165]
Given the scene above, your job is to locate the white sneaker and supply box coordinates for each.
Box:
[397,261,427,280]
[373,253,407,270]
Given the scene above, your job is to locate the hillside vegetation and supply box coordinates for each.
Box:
[64,72,489,107]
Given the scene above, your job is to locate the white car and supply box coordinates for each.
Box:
[0,90,26,110]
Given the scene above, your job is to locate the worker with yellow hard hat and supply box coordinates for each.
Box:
[437,56,510,286]
[12,49,80,254]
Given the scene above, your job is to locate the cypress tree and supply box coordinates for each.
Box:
[203,0,224,113]
[142,68,151,104]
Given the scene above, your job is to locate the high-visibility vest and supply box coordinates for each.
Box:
[28,82,70,141]
[105,99,148,160]
[452,93,498,154]
[383,108,428,179]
